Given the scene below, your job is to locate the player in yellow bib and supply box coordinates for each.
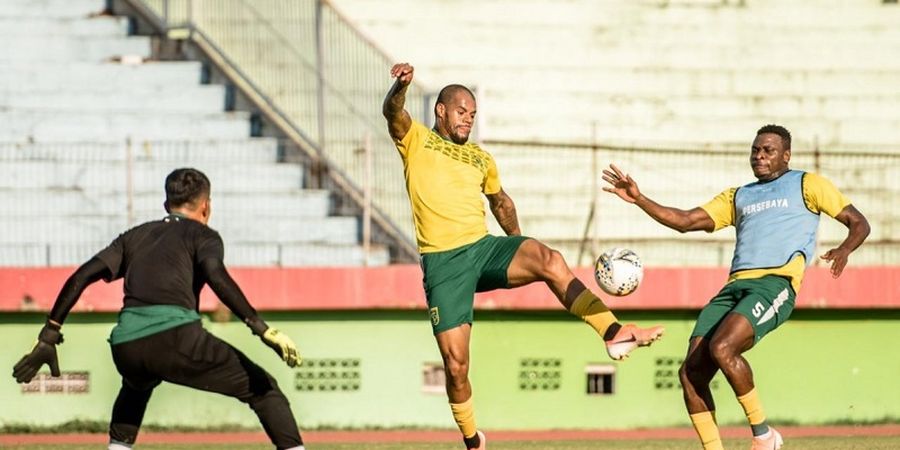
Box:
[602,125,870,450]
[384,63,665,450]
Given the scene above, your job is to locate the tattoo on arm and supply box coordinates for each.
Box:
[488,189,521,236]
[383,80,412,140]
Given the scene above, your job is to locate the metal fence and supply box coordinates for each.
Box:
[484,139,900,267]
[4,136,895,267]
[136,0,426,247]
[0,138,389,267]
[125,0,898,268]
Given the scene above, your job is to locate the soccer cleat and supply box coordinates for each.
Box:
[750,427,783,450]
[605,323,664,360]
[464,430,486,450]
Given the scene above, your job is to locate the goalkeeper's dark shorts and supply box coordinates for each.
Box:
[108,322,301,448]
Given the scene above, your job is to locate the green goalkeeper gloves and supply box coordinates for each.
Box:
[13,322,64,383]
[247,317,300,368]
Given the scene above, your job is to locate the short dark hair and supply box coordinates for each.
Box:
[436,84,475,106]
[165,168,210,208]
[756,124,792,150]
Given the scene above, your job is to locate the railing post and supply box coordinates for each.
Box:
[315,0,327,153]
[125,137,135,227]
[363,132,372,266]
[813,134,822,267]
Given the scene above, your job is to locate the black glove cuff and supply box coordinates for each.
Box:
[38,324,63,345]
[245,317,269,337]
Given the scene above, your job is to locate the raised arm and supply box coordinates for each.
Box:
[602,164,715,233]
[486,188,521,236]
[383,63,414,141]
[820,204,870,278]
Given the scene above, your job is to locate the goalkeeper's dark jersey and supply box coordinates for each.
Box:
[94,214,223,311]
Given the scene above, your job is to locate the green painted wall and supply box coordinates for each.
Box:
[2,310,899,430]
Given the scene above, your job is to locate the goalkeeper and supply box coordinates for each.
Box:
[12,168,305,450]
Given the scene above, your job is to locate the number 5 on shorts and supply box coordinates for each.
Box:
[751,301,765,318]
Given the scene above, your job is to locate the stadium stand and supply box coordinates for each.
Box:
[331,0,900,266]
[0,0,388,267]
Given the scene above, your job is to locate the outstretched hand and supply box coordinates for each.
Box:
[12,323,63,383]
[390,63,414,86]
[601,164,641,203]
[820,247,851,278]
[262,327,301,368]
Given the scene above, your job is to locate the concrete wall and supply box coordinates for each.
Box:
[2,309,898,429]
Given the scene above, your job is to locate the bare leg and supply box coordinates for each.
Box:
[679,336,719,414]
[505,238,663,359]
[435,324,473,403]
[505,238,579,307]
[680,336,724,450]
[707,313,756,396]
[435,324,483,449]
[708,312,779,446]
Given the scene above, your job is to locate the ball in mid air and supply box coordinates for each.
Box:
[594,247,643,296]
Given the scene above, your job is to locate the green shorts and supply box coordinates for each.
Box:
[691,275,796,344]
[421,234,528,334]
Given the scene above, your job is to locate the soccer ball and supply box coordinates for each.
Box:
[594,248,643,296]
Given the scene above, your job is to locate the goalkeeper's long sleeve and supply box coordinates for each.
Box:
[48,257,112,325]
[199,256,260,324]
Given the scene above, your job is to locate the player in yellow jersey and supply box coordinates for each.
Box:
[383,63,665,450]
[602,125,870,450]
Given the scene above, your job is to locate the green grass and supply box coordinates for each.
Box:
[5,437,900,450]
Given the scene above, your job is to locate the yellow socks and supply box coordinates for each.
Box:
[737,388,770,436]
[569,289,617,337]
[449,397,478,439]
[690,411,724,450]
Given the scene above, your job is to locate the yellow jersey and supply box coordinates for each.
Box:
[394,121,501,253]
[700,171,850,292]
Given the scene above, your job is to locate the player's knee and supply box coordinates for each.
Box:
[678,363,691,386]
[540,247,569,281]
[708,338,737,365]
[444,358,469,386]
[678,361,704,387]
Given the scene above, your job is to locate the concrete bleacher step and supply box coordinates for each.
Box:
[215,216,360,245]
[0,241,390,267]
[0,86,226,113]
[0,16,129,37]
[0,189,331,219]
[0,215,358,245]
[279,243,389,267]
[0,61,203,90]
[480,115,900,147]
[0,111,251,142]
[403,45,900,71]
[483,93,900,122]
[456,67,900,97]
[0,139,279,163]
[0,35,151,62]
[0,0,106,19]
[0,161,303,192]
[230,243,390,267]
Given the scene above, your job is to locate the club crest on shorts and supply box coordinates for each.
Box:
[429,307,440,326]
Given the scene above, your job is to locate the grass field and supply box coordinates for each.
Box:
[6,437,900,450]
